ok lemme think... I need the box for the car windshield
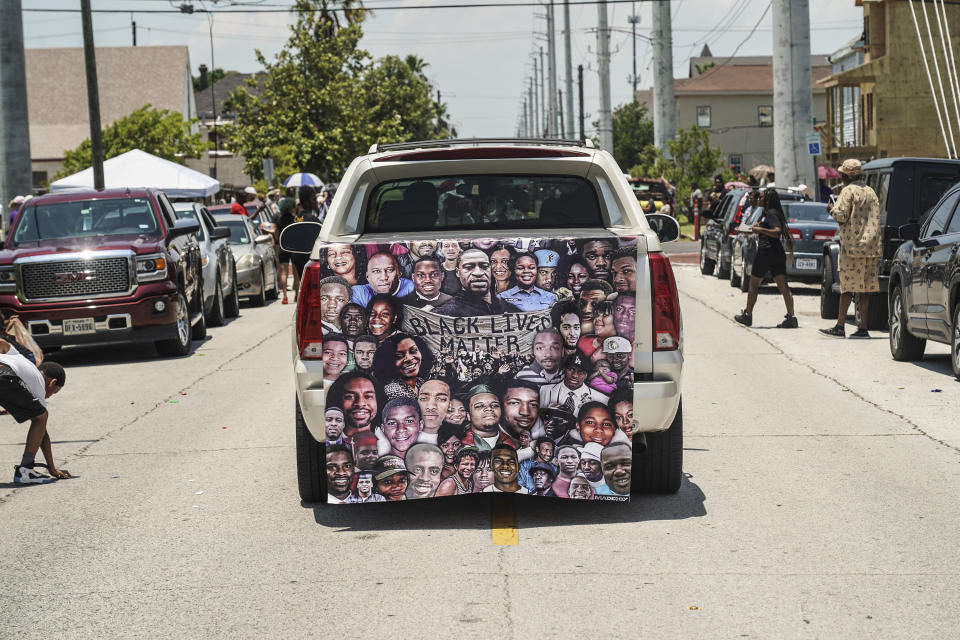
[784,202,833,223]
[366,175,603,232]
[11,197,159,245]
[174,208,205,241]
[218,219,251,245]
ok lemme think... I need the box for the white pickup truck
[280,139,683,504]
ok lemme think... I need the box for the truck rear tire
[296,397,327,502]
[155,292,192,357]
[633,399,683,494]
[820,255,840,320]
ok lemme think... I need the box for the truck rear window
[365,175,603,233]
[11,198,159,245]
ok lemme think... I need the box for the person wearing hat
[539,350,609,415]
[528,460,558,496]
[325,444,355,504]
[539,407,576,442]
[821,158,882,339]
[372,454,408,500]
[498,251,557,312]
[7,195,25,227]
[534,249,560,291]
[459,384,517,452]
[602,336,632,390]
[351,431,380,470]
[518,436,557,491]
[578,441,607,490]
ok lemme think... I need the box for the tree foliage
[224,2,449,184]
[611,101,654,170]
[192,67,225,91]
[57,105,208,179]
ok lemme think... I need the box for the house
[25,46,197,189]
[820,0,960,162]
[637,55,830,174]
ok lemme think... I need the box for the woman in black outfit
[275,197,298,304]
[734,189,797,328]
[290,185,320,286]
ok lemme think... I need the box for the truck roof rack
[369,138,594,154]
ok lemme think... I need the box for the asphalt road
[3,265,960,639]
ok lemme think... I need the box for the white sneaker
[13,465,56,484]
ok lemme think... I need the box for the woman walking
[275,196,298,304]
[734,189,798,328]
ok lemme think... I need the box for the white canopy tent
[50,149,220,198]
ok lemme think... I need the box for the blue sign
[807,142,821,156]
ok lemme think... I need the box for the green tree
[612,101,654,170]
[192,67,225,91]
[57,105,208,178]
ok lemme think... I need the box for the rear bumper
[785,251,823,279]
[636,348,683,433]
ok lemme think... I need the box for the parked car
[821,157,960,328]
[0,188,205,356]
[729,201,839,289]
[172,202,240,325]
[280,138,684,504]
[209,201,276,239]
[628,176,675,213]
[212,213,280,307]
[888,182,960,379]
[700,187,806,279]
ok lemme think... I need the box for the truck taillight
[296,260,325,359]
[813,229,835,240]
[649,252,680,351]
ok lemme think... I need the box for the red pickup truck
[0,188,206,357]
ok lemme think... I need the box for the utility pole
[131,13,137,46]
[0,0,32,228]
[563,0,575,139]
[529,82,535,138]
[208,14,219,179]
[578,64,585,142]
[772,0,813,188]
[559,90,565,138]
[596,0,613,152]
[652,0,676,152]
[629,11,640,99]
[539,47,547,136]
[547,1,558,137]
[532,62,540,138]
[81,0,105,190]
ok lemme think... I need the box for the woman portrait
[435,446,479,496]
[320,243,367,286]
[563,257,590,297]
[488,242,518,295]
[446,396,468,426]
[365,294,403,343]
[592,300,616,340]
[373,332,436,400]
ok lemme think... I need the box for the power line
[23,0,675,13]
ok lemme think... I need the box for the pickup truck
[280,138,684,504]
[0,188,206,357]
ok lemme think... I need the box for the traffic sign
[805,133,821,156]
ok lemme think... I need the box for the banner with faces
[319,236,638,503]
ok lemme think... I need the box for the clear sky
[22,0,864,139]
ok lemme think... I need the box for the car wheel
[951,304,960,380]
[889,285,925,361]
[296,397,327,503]
[740,258,751,292]
[191,300,207,340]
[716,252,730,279]
[820,254,840,320]
[249,269,266,307]
[265,260,280,300]
[633,399,683,494]
[208,275,226,327]
[224,268,240,318]
[155,292,192,357]
[699,242,715,275]
[730,253,741,288]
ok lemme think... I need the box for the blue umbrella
[283,172,325,188]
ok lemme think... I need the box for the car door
[202,207,231,293]
[705,195,732,259]
[924,192,960,340]
[914,188,960,336]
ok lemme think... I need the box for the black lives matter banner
[403,307,551,354]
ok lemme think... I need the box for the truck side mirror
[646,213,681,243]
[899,223,920,243]
[280,221,323,255]
[210,226,230,240]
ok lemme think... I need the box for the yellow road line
[491,497,519,545]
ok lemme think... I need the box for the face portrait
[383,403,423,457]
[579,288,608,319]
[537,267,556,290]
[473,458,493,491]
[613,296,636,341]
[558,313,582,349]
[354,340,377,371]
[519,431,532,448]
[569,475,592,499]
[446,398,467,425]
[472,238,498,250]
[326,450,354,498]
[601,443,633,495]
[353,440,380,470]
[580,457,603,482]
[439,435,461,465]
[320,282,349,326]
[468,392,501,434]
[366,253,400,294]
[514,255,538,288]
[412,260,443,298]
[342,377,378,429]
[555,446,581,477]
[368,300,395,339]
[325,409,345,440]
[405,446,444,499]
[614,400,634,438]
[410,240,438,258]
[566,262,589,296]
[490,248,512,285]
[326,244,356,279]
[593,305,615,339]
[440,240,462,262]
[543,412,573,441]
[376,473,408,501]
[612,256,637,293]
[582,240,615,280]
[532,331,563,374]
[456,454,477,480]
[563,364,588,390]
[322,340,348,381]
[532,469,551,490]
[536,440,555,463]
[607,351,631,373]
[502,386,540,436]
[340,305,365,339]
[417,380,451,431]
[491,448,520,489]
[356,474,374,497]
[579,406,617,445]
[457,249,492,295]
[394,337,423,381]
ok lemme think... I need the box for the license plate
[795,258,818,270]
[63,317,96,335]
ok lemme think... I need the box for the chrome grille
[21,257,131,300]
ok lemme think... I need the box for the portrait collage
[317,235,638,503]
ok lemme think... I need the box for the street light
[628,12,641,99]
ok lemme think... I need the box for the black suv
[888,182,960,378]
[821,158,960,329]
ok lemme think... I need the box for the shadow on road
[308,474,706,531]
[911,354,958,380]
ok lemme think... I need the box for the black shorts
[751,247,787,279]
[277,249,292,265]
[0,364,46,423]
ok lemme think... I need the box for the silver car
[212,213,280,306]
[173,203,239,324]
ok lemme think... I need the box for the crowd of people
[317,235,639,503]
